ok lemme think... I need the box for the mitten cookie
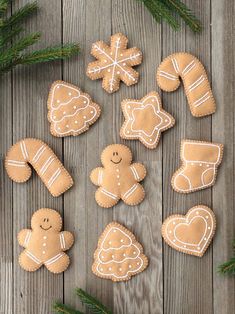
[120,91,175,149]
[87,33,142,93]
[47,80,101,137]
[172,139,223,193]
[18,208,74,273]
[156,52,216,117]
[90,144,146,208]
[92,222,148,281]
[5,138,73,197]
[162,205,216,257]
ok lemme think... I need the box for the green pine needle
[53,301,84,314]
[218,240,235,275]
[137,0,202,32]
[75,288,112,314]
[0,0,8,15]
[0,25,23,47]
[161,0,202,32]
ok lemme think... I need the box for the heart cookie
[162,205,216,257]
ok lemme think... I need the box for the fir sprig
[137,0,202,32]
[218,240,235,275]
[0,1,80,74]
[53,288,112,314]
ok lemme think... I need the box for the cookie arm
[90,167,104,186]
[17,229,32,248]
[130,163,146,182]
[59,231,74,251]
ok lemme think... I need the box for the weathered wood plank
[112,1,163,313]
[12,0,63,313]
[0,74,13,314]
[162,1,213,313]
[63,0,113,312]
[212,1,235,313]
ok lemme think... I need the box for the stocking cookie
[162,205,216,257]
[172,139,223,193]
[87,33,142,93]
[120,91,175,149]
[47,80,101,137]
[157,53,216,117]
[18,208,74,273]
[90,144,146,208]
[92,222,148,281]
[5,138,73,197]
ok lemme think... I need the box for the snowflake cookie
[120,91,175,149]
[92,222,148,281]
[86,33,142,93]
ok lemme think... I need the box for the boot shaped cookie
[90,144,146,208]
[5,138,73,197]
[157,53,216,117]
[18,208,74,273]
[92,222,148,281]
[172,139,223,193]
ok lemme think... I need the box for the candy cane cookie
[5,138,73,197]
[156,53,216,117]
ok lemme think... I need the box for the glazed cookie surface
[92,222,148,281]
[87,33,142,93]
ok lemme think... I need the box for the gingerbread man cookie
[5,138,73,197]
[18,208,74,273]
[157,52,216,117]
[92,222,148,281]
[120,91,175,149]
[47,80,101,137]
[87,33,142,93]
[162,205,216,257]
[172,139,223,193]
[90,144,146,208]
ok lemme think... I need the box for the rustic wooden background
[1,0,235,313]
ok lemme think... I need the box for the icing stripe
[123,184,138,199]
[171,58,180,73]
[194,92,210,108]
[98,169,103,185]
[188,75,205,91]
[159,71,177,80]
[101,188,118,200]
[45,253,63,265]
[48,168,61,187]
[60,233,66,249]
[24,231,31,247]
[20,141,28,159]
[7,159,25,164]
[130,166,139,181]
[25,251,41,264]
[40,156,55,175]
[7,162,26,167]
[32,145,46,163]
[182,60,196,75]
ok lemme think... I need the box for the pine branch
[0,0,8,15]
[75,288,112,314]
[161,0,202,32]
[0,25,23,47]
[218,240,235,275]
[53,301,84,314]
[0,1,38,29]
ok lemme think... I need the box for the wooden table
[1,1,235,313]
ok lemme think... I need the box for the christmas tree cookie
[92,222,148,282]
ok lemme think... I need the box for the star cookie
[162,205,216,257]
[120,91,175,149]
[47,81,101,137]
[86,33,142,93]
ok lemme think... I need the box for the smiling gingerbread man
[18,208,74,273]
[90,144,146,207]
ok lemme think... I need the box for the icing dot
[109,267,112,271]
[120,239,124,242]
[207,164,210,167]
[123,253,126,257]
[101,256,104,258]
[129,265,132,268]
[117,182,120,186]
[152,99,155,102]
[191,163,194,166]
[43,243,46,247]
[104,60,107,63]
[66,125,69,128]
[157,110,160,113]
[150,139,153,142]
[137,262,140,265]
[83,116,87,119]
[127,131,130,134]
[123,63,126,66]
[197,247,200,250]
[208,227,211,229]
[204,237,207,240]
[110,52,112,55]
[75,121,78,124]
[111,255,114,258]
[43,236,47,239]
[117,175,120,178]
[206,216,209,219]
[73,106,76,109]
[127,105,131,109]
[58,127,61,130]
[109,241,112,244]
[116,169,119,172]
[57,100,60,103]
[173,222,176,225]
[90,111,94,113]
[169,230,172,234]
[68,92,72,96]
[117,71,120,74]
[133,251,136,255]
[165,119,168,122]
[184,245,186,248]
[42,251,45,254]
[107,69,111,72]
[113,229,116,232]
[53,116,56,119]
[196,211,199,215]
[57,86,60,89]
[100,268,103,271]
[83,101,86,104]
[173,239,176,242]
[132,78,136,81]
[199,163,202,166]
[120,53,123,56]
[63,111,66,114]
[119,268,122,271]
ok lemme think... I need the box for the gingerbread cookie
[92,222,148,281]
[47,80,101,137]
[5,138,73,197]
[86,33,142,93]
[162,205,216,257]
[18,208,74,273]
[90,144,146,208]
[156,53,216,117]
[172,139,223,193]
[120,91,175,149]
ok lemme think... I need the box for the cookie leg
[44,252,70,274]
[19,251,42,272]
[95,187,119,208]
[121,183,145,206]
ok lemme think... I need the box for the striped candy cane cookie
[156,52,216,117]
[5,138,73,197]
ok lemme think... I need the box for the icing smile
[111,158,122,164]
[40,225,52,231]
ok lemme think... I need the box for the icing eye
[120,239,124,243]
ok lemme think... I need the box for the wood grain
[0,0,234,313]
